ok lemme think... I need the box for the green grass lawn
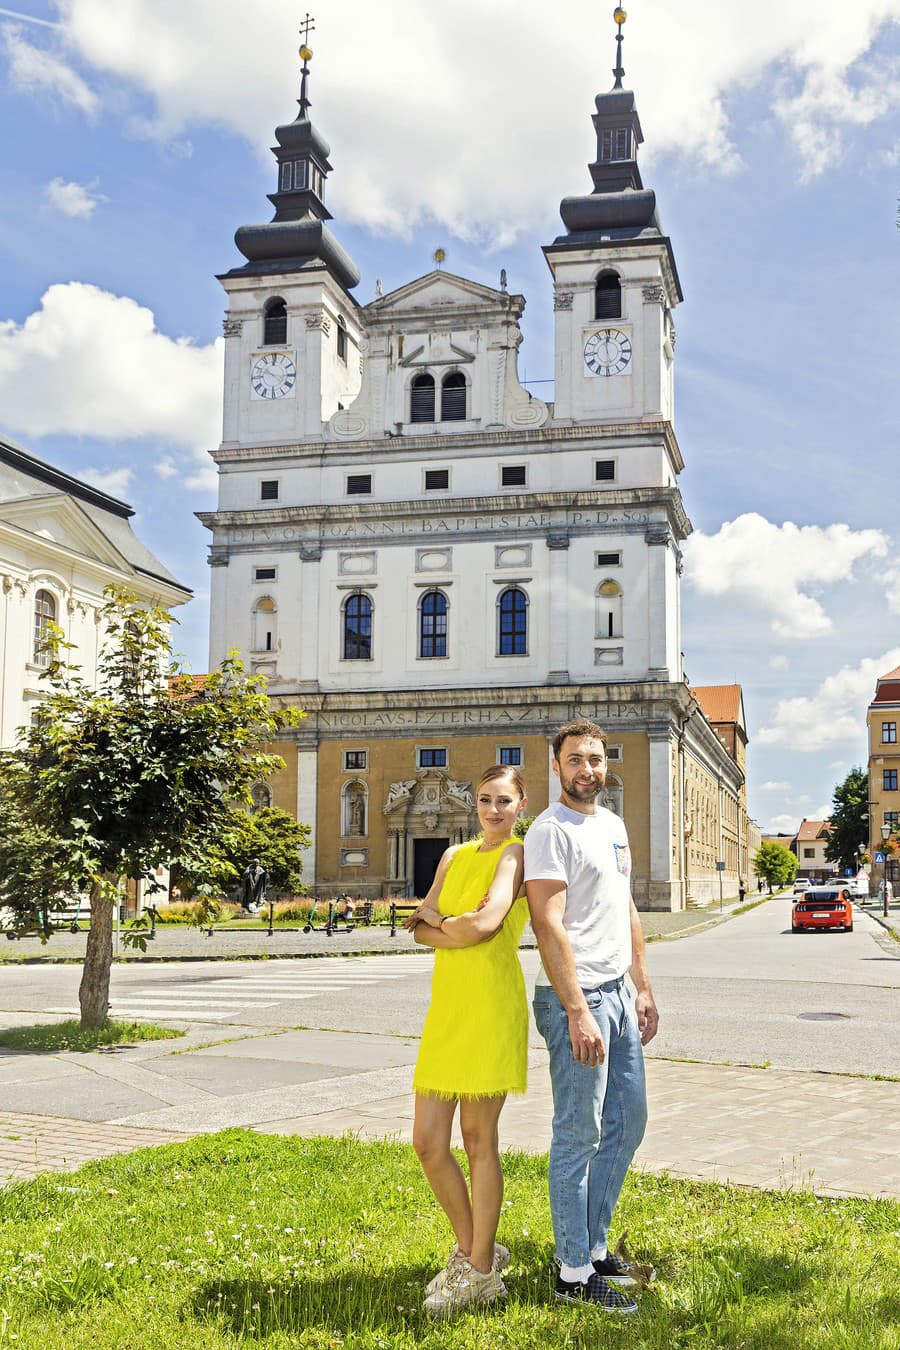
[0,1133,897,1349]
[0,1021,184,1053]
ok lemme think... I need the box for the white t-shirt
[524,801,633,987]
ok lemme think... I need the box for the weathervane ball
[299,44,313,61]
[614,7,627,24]
[433,247,446,264]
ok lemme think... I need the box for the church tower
[218,42,362,449]
[545,7,680,427]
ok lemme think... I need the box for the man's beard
[560,771,605,802]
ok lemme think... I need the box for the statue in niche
[346,784,366,837]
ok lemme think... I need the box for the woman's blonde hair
[477,763,526,799]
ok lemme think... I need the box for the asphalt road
[1,896,897,1078]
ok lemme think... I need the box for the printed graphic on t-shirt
[613,843,631,876]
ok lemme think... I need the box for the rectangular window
[343,750,368,771]
[254,566,277,582]
[498,746,522,766]
[883,722,897,743]
[803,847,815,858]
[606,745,622,762]
[279,162,292,193]
[292,159,307,190]
[595,460,616,482]
[595,551,622,567]
[260,480,279,501]
[600,127,630,161]
[418,748,447,769]
[885,811,899,827]
[425,469,450,491]
[501,465,527,487]
[884,769,898,791]
[346,474,372,495]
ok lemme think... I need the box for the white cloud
[155,456,179,480]
[768,655,790,671]
[43,176,106,219]
[761,781,790,791]
[182,466,217,494]
[3,22,97,115]
[884,563,900,615]
[82,465,133,497]
[0,282,222,456]
[37,0,900,244]
[765,815,800,835]
[774,57,900,181]
[758,648,900,750]
[684,514,887,638]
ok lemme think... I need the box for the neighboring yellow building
[867,663,900,890]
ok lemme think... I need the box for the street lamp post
[880,823,891,918]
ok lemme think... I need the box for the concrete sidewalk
[2,1019,898,1201]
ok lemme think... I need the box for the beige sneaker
[425,1242,510,1295]
[423,1258,507,1317]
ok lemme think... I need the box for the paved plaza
[1,895,897,1199]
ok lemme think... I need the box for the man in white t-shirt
[525,719,659,1315]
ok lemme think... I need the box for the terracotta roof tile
[796,818,832,841]
[691,684,742,724]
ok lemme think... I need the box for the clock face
[583,329,633,377]
[250,352,297,400]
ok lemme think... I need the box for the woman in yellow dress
[404,765,529,1316]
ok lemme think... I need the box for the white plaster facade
[0,436,191,749]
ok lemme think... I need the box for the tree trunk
[79,879,115,1029]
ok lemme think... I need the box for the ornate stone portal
[383,771,477,895]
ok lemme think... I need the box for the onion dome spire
[227,23,360,291]
[550,6,662,244]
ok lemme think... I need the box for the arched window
[342,780,368,836]
[32,589,56,666]
[498,587,528,656]
[419,590,448,658]
[595,272,622,321]
[441,371,467,421]
[263,297,287,346]
[343,592,373,660]
[252,596,277,652]
[336,315,348,363]
[251,783,273,813]
[596,580,623,639]
[410,373,435,423]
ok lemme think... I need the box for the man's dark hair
[551,720,608,762]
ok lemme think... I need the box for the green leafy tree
[175,806,311,898]
[0,587,303,1027]
[753,841,797,892]
[824,767,868,873]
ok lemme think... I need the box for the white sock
[591,1246,608,1261]
[560,1261,594,1284]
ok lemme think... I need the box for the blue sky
[1,0,899,835]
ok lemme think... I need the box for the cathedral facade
[200,38,751,910]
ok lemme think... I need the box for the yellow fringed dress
[413,838,528,1101]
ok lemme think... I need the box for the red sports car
[791,886,854,933]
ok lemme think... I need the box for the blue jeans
[533,978,647,1269]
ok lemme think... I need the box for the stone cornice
[211,416,684,475]
[197,485,693,543]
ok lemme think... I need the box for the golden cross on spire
[299,12,315,48]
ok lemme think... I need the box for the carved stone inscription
[231,507,652,546]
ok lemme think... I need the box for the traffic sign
[844,868,853,876]
[874,851,885,864]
